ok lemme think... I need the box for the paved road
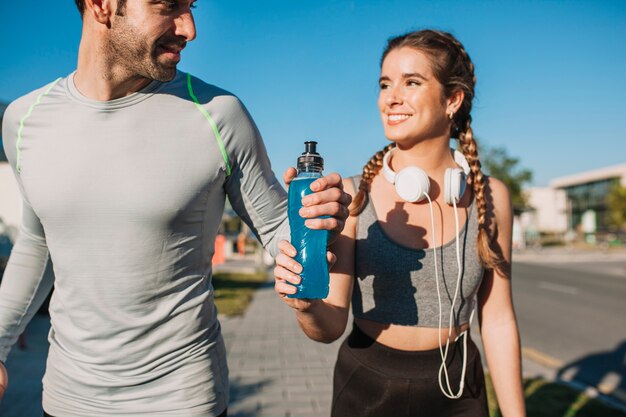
[512,247,626,407]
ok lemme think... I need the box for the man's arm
[0,206,54,400]
[0,204,53,363]
[219,95,349,256]
[0,101,56,399]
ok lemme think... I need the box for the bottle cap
[297,141,324,173]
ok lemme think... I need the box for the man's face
[105,0,197,82]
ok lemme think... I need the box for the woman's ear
[447,90,465,116]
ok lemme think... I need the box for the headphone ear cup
[444,168,466,205]
[395,167,430,203]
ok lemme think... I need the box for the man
[0,1,350,415]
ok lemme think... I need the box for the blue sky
[0,1,624,187]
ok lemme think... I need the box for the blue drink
[287,142,329,299]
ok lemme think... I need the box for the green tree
[606,182,626,231]
[479,145,533,212]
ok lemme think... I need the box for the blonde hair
[352,29,505,272]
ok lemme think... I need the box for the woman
[274,29,525,417]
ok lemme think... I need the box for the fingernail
[293,264,302,273]
[310,182,320,191]
[301,197,312,206]
[299,208,310,217]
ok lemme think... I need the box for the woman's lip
[387,114,412,125]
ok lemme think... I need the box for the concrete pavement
[221,281,342,417]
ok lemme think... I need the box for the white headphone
[382,149,471,204]
[381,147,474,399]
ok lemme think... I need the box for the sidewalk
[221,279,342,417]
[512,246,626,281]
[512,245,626,270]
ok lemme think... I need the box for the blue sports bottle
[287,141,329,299]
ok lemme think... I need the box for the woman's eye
[407,80,421,86]
[379,83,390,90]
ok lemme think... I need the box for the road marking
[597,372,621,395]
[522,346,564,369]
[523,347,626,410]
[538,281,580,295]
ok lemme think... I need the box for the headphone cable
[425,194,470,399]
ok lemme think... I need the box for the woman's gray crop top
[351,176,485,328]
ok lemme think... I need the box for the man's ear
[84,0,115,24]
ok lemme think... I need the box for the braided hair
[351,29,504,272]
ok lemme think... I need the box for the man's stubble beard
[105,18,177,82]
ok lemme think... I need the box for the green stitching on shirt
[186,73,232,177]
[16,78,62,173]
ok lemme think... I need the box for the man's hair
[74,0,127,16]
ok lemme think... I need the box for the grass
[212,271,269,316]
[486,374,626,417]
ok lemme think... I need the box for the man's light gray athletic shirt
[0,71,289,416]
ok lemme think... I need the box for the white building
[520,163,626,245]
[551,163,626,233]
[522,187,568,234]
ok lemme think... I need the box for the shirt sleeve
[216,96,290,257]
[0,100,55,362]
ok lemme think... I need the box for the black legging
[332,323,489,417]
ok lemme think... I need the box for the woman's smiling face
[378,47,451,146]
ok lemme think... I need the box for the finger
[326,251,337,269]
[300,201,349,223]
[273,263,302,286]
[275,251,303,273]
[302,190,352,214]
[277,239,297,257]
[283,167,298,187]
[0,363,6,400]
[305,217,343,233]
[301,186,344,207]
[275,279,298,296]
[309,172,342,192]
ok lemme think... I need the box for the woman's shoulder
[483,175,512,225]
[483,176,510,203]
[343,175,362,198]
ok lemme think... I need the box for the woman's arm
[477,177,526,417]
[274,178,357,343]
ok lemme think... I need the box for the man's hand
[283,168,352,241]
[0,361,7,401]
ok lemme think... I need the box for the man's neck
[74,40,153,101]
